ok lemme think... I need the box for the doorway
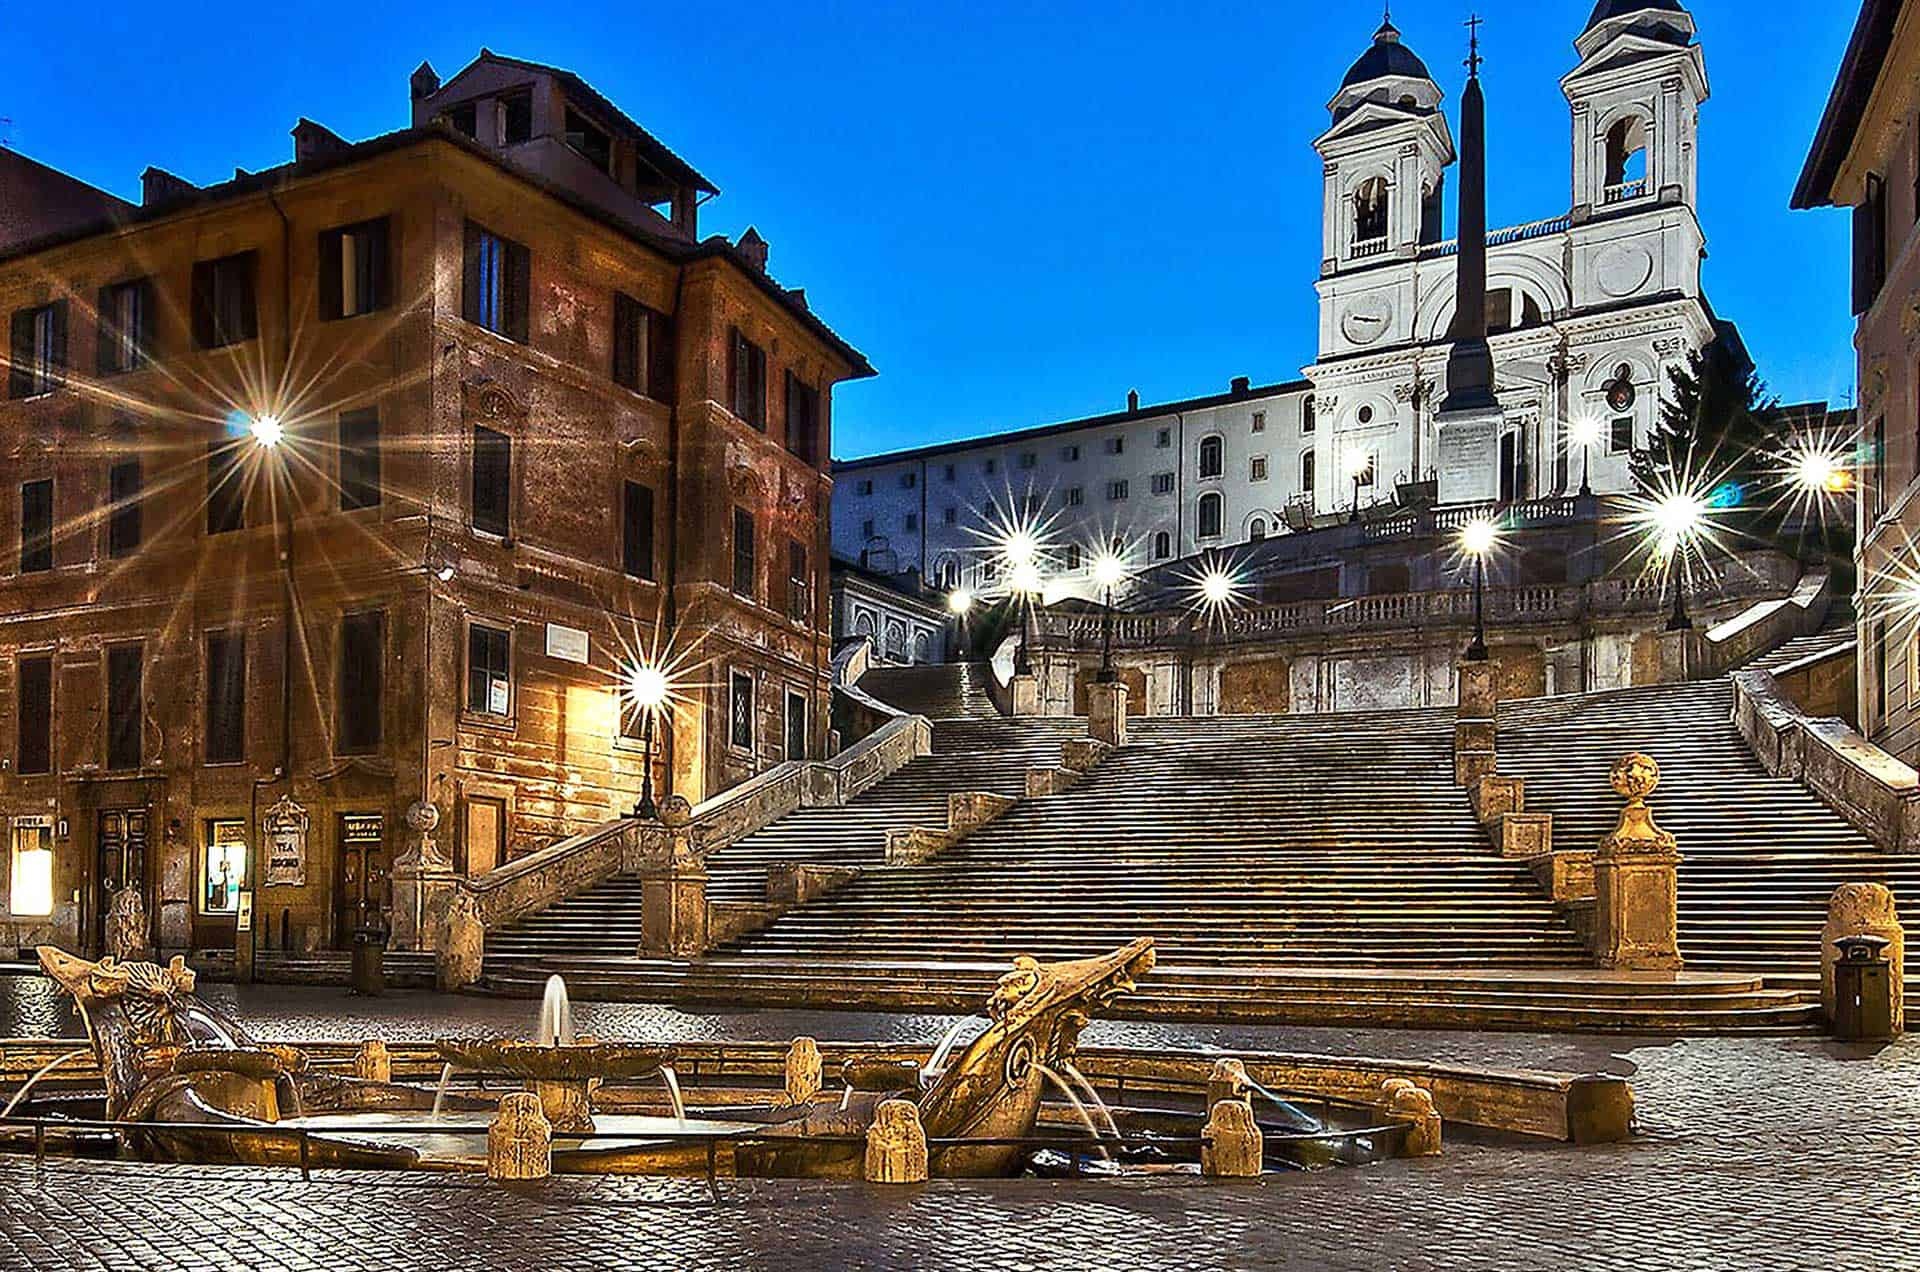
[784,690,808,762]
[1499,431,1528,503]
[462,796,506,875]
[334,812,387,947]
[93,809,148,954]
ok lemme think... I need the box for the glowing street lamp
[1091,550,1128,683]
[1460,517,1498,662]
[1650,490,1706,632]
[1200,569,1236,607]
[947,587,974,617]
[1569,416,1604,497]
[248,414,285,448]
[627,662,671,820]
[1793,448,1851,496]
[1005,551,1046,677]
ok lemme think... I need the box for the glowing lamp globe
[1092,553,1127,590]
[1460,518,1498,557]
[627,665,671,712]
[1200,571,1235,605]
[249,415,285,448]
[1010,561,1043,597]
[947,588,974,616]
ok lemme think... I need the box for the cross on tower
[1465,14,1485,76]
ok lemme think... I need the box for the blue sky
[8,1,1858,458]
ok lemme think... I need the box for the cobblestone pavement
[0,978,1914,1269]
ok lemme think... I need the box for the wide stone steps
[854,661,1002,719]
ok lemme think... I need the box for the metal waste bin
[350,911,388,997]
[1832,934,1894,1042]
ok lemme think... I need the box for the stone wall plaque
[263,794,310,888]
[545,623,590,665]
[1436,414,1500,505]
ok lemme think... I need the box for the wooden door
[462,796,505,875]
[333,813,387,946]
[93,809,148,954]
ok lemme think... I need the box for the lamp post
[946,587,973,660]
[1001,530,1044,677]
[237,414,288,983]
[1460,517,1496,662]
[1652,491,1705,633]
[1092,551,1127,683]
[1569,416,1602,498]
[627,664,670,820]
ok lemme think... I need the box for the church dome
[1583,0,1690,33]
[1339,19,1433,91]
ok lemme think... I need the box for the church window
[1065,545,1082,571]
[1357,405,1374,425]
[1520,294,1544,328]
[1603,118,1648,202]
[1609,416,1634,455]
[1249,517,1267,542]
[1300,449,1316,492]
[1302,399,1316,434]
[1420,175,1445,245]
[1198,435,1224,479]
[1352,177,1389,250]
[1153,530,1172,560]
[1197,492,1223,539]
[1251,411,1266,433]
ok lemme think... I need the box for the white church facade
[832,1,1718,592]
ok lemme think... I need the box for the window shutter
[612,293,636,388]
[135,278,154,365]
[623,480,654,579]
[728,328,743,418]
[505,241,531,343]
[1855,174,1888,316]
[9,309,32,398]
[461,223,482,325]
[317,228,344,320]
[648,309,676,402]
[47,300,67,388]
[750,344,767,429]
[368,217,392,311]
[238,254,259,341]
[191,261,215,347]
[96,286,115,375]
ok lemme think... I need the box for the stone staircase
[1749,604,1856,673]
[854,662,1001,718]
[482,718,1083,964]
[1499,678,1920,988]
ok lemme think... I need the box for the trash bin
[1832,933,1894,1042]
[350,910,388,998]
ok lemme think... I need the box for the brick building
[0,52,871,964]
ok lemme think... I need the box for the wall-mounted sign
[545,623,590,665]
[262,794,309,888]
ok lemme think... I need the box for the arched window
[934,554,960,590]
[1419,174,1444,245]
[1300,449,1317,493]
[912,631,932,662]
[1198,435,1224,480]
[1197,492,1223,539]
[1604,118,1648,200]
[1064,544,1082,571]
[1153,530,1172,560]
[1352,176,1389,246]
[854,610,876,637]
[1248,517,1267,542]
[884,619,907,662]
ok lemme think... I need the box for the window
[1153,530,1172,560]
[16,655,52,775]
[207,441,244,535]
[732,507,756,597]
[904,513,919,531]
[107,460,141,557]
[462,223,530,341]
[1250,456,1269,482]
[202,820,247,915]
[205,631,246,764]
[1603,117,1648,197]
[942,506,958,525]
[900,472,916,489]
[1352,176,1389,247]
[1152,472,1175,496]
[1252,411,1266,434]
[96,279,151,375]
[1107,479,1129,502]
[1301,450,1317,492]
[447,103,477,137]
[1358,405,1375,425]
[623,480,656,580]
[613,293,677,402]
[501,91,533,144]
[1875,617,1890,721]
[785,372,820,463]
[942,464,956,482]
[728,669,754,750]
[861,518,875,538]
[563,106,612,173]
[339,411,381,511]
[1065,544,1083,571]
[729,328,768,429]
[1874,416,1889,519]
[1609,416,1634,455]
[788,540,810,622]
[1249,517,1268,541]
[984,458,998,475]
[105,644,142,771]
[338,612,384,754]
[1156,428,1172,448]
[1856,172,1889,316]
[1302,398,1316,434]
[472,425,512,537]
[1063,444,1081,462]
[1019,452,1037,470]
[191,252,258,349]
[466,623,512,716]
[1199,435,1224,479]
[784,689,808,762]
[856,479,873,496]
[1105,436,1125,456]
[1065,486,1084,507]
[318,217,390,321]
[1198,492,1224,538]
[9,820,54,917]
[19,479,52,572]
[8,301,66,398]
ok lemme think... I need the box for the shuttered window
[732,507,756,598]
[338,612,385,754]
[462,222,530,342]
[207,441,244,535]
[785,372,819,464]
[105,644,143,771]
[623,480,655,580]
[611,293,673,399]
[729,328,767,429]
[19,479,52,573]
[16,655,52,775]
[472,426,511,537]
[339,411,382,510]
[96,280,151,375]
[191,252,258,348]
[318,217,391,320]
[1855,173,1889,316]
[107,460,142,557]
[787,539,810,622]
[8,301,66,398]
[205,631,246,765]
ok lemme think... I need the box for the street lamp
[947,587,974,617]
[1092,550,1128,683]
[1460,517,1498,662]
[1009,558,1044,676]
[1569,416,1603,497]
[1345,451,1372,524]
[1651,491,1706,632]
[627,663,671,820]
[249,414,285,448]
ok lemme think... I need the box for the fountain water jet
[659,1065,686,1124]
[920,1016,981,1088]
[1060,1059,1121,1142]
[536,975,574,1048]
[1,1047,92,1119]
[1034,1063,1111,1162]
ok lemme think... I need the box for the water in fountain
[1033,1063,1111,1162]
[920,1015,981,1088]
[1,1048,92,1119]
[659,1065,687,1124]
[536,975,575,1048]
[837,1084,854,1112]
[1242,1077,1323,1133]
[1059,1060,1122,1141]
[430,1062,456,1122]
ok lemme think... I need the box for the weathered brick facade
[0,112,868,962]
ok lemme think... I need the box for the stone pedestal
[488,1092,552,1183]
[1087,680,1129,747]
[1201,1098,1263,1178]
[1456,661,1497,720]
[639,857,709,957]
[1454,661,1496,787]
[864,1098,929,1184]
[1206,1058,1249,1110]
[1593,753,1683,971]
[1010,673,1040,717]
[1821,883,1905,1033]
[390,811,456,953]
[532,1079,596,1134]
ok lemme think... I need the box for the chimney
[139,166,198,207]
[736,226,769,272]
[1230,376,1251,396]
[1127,389,1140,412]
[410,61,441,101]
[291,118,349,164]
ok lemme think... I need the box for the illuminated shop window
[202,819,248,914]
[9,819,54,917]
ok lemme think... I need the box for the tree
[1631,335,1781,539]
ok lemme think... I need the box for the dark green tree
[1630,336,1780,538]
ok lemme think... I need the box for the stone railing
[460,819,630,937]
[1731,669,1920,852]
[1699,572,1832,678]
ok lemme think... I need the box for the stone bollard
[1086,679,1130,748]
[864,1098,929,1184]
[1207,1057,1250,1110]
[785,1036,824,1105]
[488,1092,552,1183]
[352,1040,391,1084]
[1201,1098,1263,1178]
[1011,673,1040,717]
[1379,1078,1442,1157]
[1592,753,1683,970]
[1455,661,1497,787]
[1822,883,1905,1034]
